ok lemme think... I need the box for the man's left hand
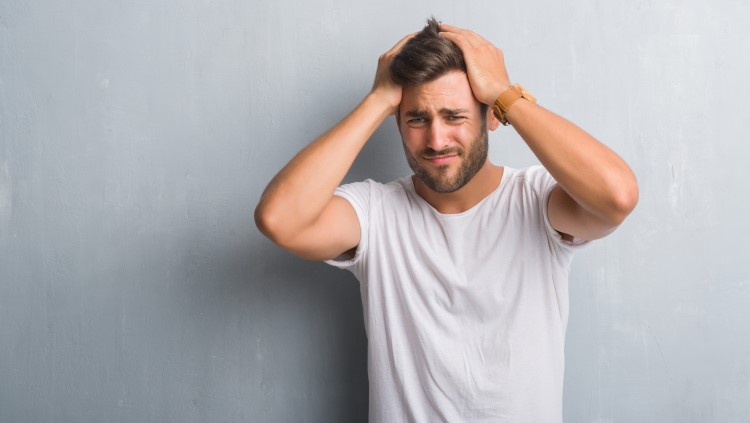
[439,23,511,106]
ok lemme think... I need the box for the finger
[439,23,481,42]
[439,30,479,52]
[440,29,483,51]
[438,22,467,34]
[438,30,467,47]
[387,32,417,55]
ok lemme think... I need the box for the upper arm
[280,195,361,261]
[547,185,619,241]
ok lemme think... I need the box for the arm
[439,24,638,240]
[254,34,413,260]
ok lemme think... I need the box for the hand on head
[373,22,511,116]
[371,33,416,115]
[438,23,511,106]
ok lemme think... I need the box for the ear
[487,107,501,131]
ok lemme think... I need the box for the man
[255,18,638,422]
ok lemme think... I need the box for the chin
[419,174,467,194]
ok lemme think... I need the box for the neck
[413,161,504,214]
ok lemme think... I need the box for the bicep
[283,195,361,261]
[547,185,618,241]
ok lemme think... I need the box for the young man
[255,18,638,423]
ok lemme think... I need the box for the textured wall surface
[2,1,749,422]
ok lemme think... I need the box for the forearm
[506,100,638,224]
[437,22,637,231]
[255,92,392,241]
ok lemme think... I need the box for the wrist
[367,87,401,116]
[492,83,536,126]
[486,83,511,106]
[360,91,400,127]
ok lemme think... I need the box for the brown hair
[391,17,487,115]
[390,17,466,87]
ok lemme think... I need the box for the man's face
[398,71,489,194]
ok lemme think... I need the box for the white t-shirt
[326,166,587,423]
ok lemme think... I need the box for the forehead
[400,70,480,115]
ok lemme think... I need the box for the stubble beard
[404,124,489,194]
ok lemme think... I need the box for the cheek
[443,126,472,145]
[401,127,424,146]
[456,123,482,142]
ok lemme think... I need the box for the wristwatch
[492,83,536,126]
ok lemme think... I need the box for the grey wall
[2,0,749,422]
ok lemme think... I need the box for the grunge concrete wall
[1,0,748,421]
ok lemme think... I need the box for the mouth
[423,154,458,165]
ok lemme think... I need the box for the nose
[427,121,449,152]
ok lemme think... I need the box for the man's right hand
[371,33,415,115]
[255,34,415,261]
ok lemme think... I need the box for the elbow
[254,199,303,251]
[254,200,283,243]
[255,203,325,260]
[254,203,270,237]
[607,178,639,226]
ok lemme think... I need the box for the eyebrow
[403,108,470,118]
[404,109,428,118]
[439,108,470,115]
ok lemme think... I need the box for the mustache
[421,147,461,158]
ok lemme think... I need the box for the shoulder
[502,165,556,196]
[507,166,590,248]
[335,176,413,206]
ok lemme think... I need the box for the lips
[424,154,457,165]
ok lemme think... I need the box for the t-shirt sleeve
[323,179,374,270]
[525,166,590,250]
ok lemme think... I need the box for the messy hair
[390,17,466,87]
[391,17,488,115]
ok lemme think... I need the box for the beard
[404,123,489,194]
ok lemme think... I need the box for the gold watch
[492,83,536,126]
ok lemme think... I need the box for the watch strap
[492,83,536,126]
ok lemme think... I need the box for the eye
[407,117,427,127]
[446,115,466,123]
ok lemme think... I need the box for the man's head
[390,18,496,193]
[391,19,463,84]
